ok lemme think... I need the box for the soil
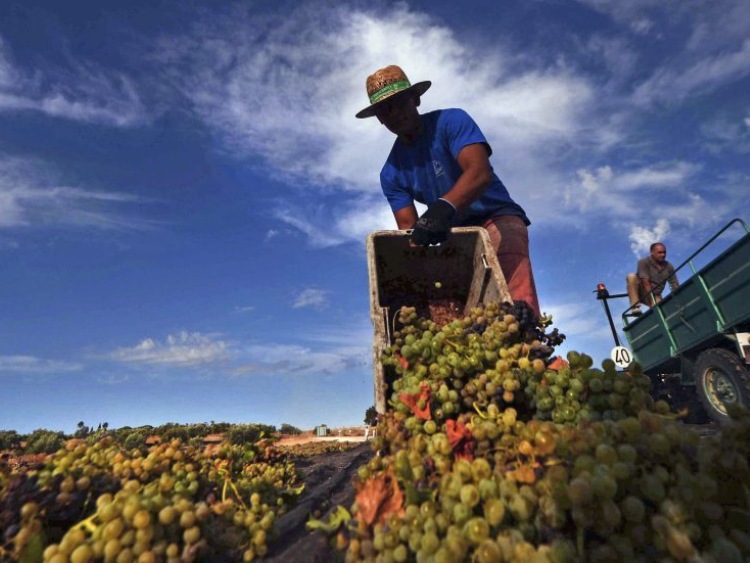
[265,442,374,562]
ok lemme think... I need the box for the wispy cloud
[151,4,594,241]
[0,355,82,373]
[292,288,329,309]
[230,343,364,376]
[564,161,701,218]
[107,331,233,367]
[542,301,604,340]
[0,155,157,231]
[231,320,371,376]
[632,39,750,107]
[700,114,750,154]
[629,219,670,255]
[0,34,148,126]
[272,207,348,249]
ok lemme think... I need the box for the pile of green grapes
[340,302,750,562]
[0,436,303,562]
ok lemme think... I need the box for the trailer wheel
[695,348,750,423]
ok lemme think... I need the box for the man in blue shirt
[356,65,540,315]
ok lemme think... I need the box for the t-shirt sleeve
[441,108,492,159]
[380,164,414,213]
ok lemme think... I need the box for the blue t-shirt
[380,108,529,226]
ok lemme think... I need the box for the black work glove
[410,198,456,246]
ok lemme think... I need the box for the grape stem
[72,511,99,534]
[443,338,459,350]
[472,402,489,419]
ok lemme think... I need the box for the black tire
[695,348,750,423]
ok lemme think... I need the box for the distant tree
[0,430,22,450]
[162,426,190,442]
[26,429,65,454]
[122,430,147,451]
[211,422,231,434]
[279,423,302,435]
[102,422,109,431]
[364,406,378,426]
[227,423,275,445]
[74,421,91,439]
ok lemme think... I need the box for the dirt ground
[266,442,374,562]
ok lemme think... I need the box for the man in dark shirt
[626,242,679,315]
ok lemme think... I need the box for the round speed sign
[610,346,633,369]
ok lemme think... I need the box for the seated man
[626,242,680,315]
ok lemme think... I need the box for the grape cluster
[340,301,750,562]
[1,435,303,562]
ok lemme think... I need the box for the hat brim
[355,80,432,119]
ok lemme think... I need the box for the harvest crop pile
[0,435,303,562]
[338,302,750,562]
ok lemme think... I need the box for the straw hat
[355,65,431,119]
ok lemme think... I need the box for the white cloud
[699,114,750,154]
[564,161,700,220]
[108,331,233,367]
[231,319,372,376]
[0,34,148,126]
[542,301,602,339]
[234,305,255,314]
[0,355,82,373]
[632,39,750,107]
[153,4,594,244]
[629,219,671,255]
[231,343,363,376]
[0,155,156,231]
[292,288,329,309]
[272,207,349,249]
[616,163,699,190]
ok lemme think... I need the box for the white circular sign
[610,346,633,369]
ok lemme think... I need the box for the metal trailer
[366,227,512,414]
[596,218,750,423]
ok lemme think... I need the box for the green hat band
[369,80,411,104]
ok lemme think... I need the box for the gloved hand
[410,198,456,246]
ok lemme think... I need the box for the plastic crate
[366,227,512,413]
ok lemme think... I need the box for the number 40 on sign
[610,346,633,369]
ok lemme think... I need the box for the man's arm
[641,279,656,306]
[394,205,418,230]
[668,264,679,290]
[408,143,491,246]
[440,143,493,211]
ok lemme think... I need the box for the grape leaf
[354,468,404,526]
[306,505,352,533]
[547,357,569,371]
[446,419,474,461]
[398,383,432,420]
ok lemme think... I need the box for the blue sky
[1,0,748,434]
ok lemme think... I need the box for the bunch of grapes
[1,435,304,562]
[340,301,750,562]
